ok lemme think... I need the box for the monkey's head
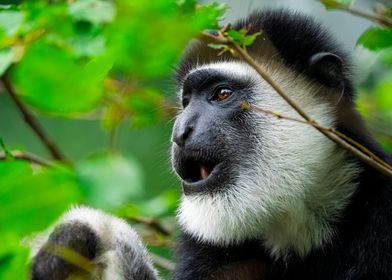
[171,10,363,257]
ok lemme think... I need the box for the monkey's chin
[181,162,227,195]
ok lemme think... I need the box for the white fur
[29,206,159,280]
[177,61,360,258]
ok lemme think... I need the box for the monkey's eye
[212,87,233,102]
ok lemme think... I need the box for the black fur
[176,9,354,98]
[31,222,98,280]
[173,9,392,280]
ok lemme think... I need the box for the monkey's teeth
[200,164,210,180]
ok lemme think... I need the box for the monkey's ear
[308,52,343,88]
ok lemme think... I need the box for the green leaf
[0,161,82,236]
[227,29,246,43]
[76,153,145,211]
[0,48,13,76]
[109,15,190,77]
[68,0,115,25]
[24,3,73,43]
[84,53,113,82]
[176,0,196,14]
[358,27,392,51]
[68,34,106,58]
[242,32,260,46]
[0,235,29,280]
[0,10,24,37]
[12,42,112,115]
[195,2,228,29]
[321,0,352,9]
[374,78,392,111]
[105,0,228,78]
[227,28,260,47]
[207,43,226,49]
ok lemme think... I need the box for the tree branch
[126,215,172,236]
[200,32,392,178]
[320,0,392,28]
[244,103,391,170]
[1,76,67,161]
[0,150,52,167]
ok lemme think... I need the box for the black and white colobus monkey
[31,9,392,280]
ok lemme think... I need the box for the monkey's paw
[29,206,159,280]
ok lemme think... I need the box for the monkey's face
[171,61,358,251]
[171,63,257,196]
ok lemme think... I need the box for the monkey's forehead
[175,8,353,93]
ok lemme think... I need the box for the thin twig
[246,103,391,170]
[108,124,120,151]
[200,32,392,178]
[0,150,52,167]
[127,216,172,236]
[1,76,66,161]
[321,0,392,28]
[150,252,175,272]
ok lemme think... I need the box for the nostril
[182,125,193,141]
[173,125,193,147]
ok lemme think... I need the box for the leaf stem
[126,215,172,236]
[246,103,391,171]
[108,123,120,151]
[0,150,52,167]
[1,75,67,161]
[321,0,392,28]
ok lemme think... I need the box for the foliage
[352,14,392,154]
[0,0,226,278]
[1,0,392,279]
[319,0,392,154]
[358,27,392,51]
[76,153,145,211]
[226,28,260,47]
[321,0,352,9]
[0,161,82,279]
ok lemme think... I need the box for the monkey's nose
[172,125,193,147]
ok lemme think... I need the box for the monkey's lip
[173,148,231,194]
[180,160,226,195]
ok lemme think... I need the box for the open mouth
[182,158,217,183]
[174,151,226,194]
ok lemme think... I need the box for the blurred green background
[0,89,177,197]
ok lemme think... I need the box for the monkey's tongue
[200,164,210,180]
